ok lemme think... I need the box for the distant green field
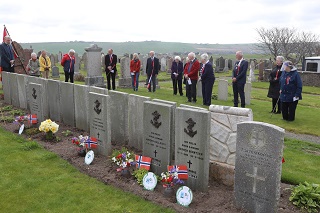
[21,41,266,57]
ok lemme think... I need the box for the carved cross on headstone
[245,166,266,193]
[249,129,265,149]
[187,160,192,168]
[97,132,100,139]
[154,150,157,157]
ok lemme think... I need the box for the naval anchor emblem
[150,111,161,128]
[94,100,101,115]
[32,88,37,99]
[184,118,197,138]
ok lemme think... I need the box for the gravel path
[285,132,320,144]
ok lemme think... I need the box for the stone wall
[209,105,253,186]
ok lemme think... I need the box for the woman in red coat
[130,53,141,91]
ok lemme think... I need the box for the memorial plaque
[234,121,285,213]
[60,82,75,126]
[128,94,151,150]
[47,80,61,121]
[74,84,89,132]
[175,107,210,191]
[29,83,44,122]
[89,92,111,156]
[143,101,173,175]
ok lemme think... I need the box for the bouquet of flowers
[161,167,184,188]
[71,135,88,147]
[39,119,59,140]
[111,148,135,171]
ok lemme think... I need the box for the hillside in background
[21,41,263,56]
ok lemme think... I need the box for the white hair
[236,51,243,56]
[4,35,10,39]
[174,56,181,61]
[276,56,285,62]
[133,53,139,59]
[201,53,209,61]
[31,52,37,57]
[69,49,75,54]
[188,52,196,58]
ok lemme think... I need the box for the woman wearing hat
[279,61,302,121]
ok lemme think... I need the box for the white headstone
[84,44,104,87]
[60,82,75,126]
[74,84,90,132]
[218,79,228,101]
[47,80,61,122]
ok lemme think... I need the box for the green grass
[0,127,173,213]
[282,138,320,184]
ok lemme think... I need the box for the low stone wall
[209,105,253,186]
[299,71,320,87]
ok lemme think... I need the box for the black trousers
[172,79,183,95]
[232,82,245,107]
[65,71,74,83]
[2,66,14,73]
[107,71,116,90]
[272,98,281,112]
[186,80,197,102]
[282,101,298,121]
[202,80,214,106]
[147,74,156,92]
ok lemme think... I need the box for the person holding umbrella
[130,53,141,91]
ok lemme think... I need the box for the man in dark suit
[146,51,159,92]
[105,49,117,90]
[232,51,248,108]
[200,53,215,106]
[184,52,200,102]
[0,36,15,72]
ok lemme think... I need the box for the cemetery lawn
[0,127,173,213]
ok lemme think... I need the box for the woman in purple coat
[171,56,184,96]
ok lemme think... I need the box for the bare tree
[256,27,320,64]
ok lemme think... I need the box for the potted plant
[38,119,59,141]
[161,167,184,198]
[111,148,135,177]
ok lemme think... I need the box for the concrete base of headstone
[118,78,131,88]
[85,76,105,87]
[209,162,234,186]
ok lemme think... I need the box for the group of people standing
[0,36,76,83]
[267,56,303,121]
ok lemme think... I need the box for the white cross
[251,131,264,146]
[245,167,266,193]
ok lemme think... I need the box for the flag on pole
[3,25,18,58]
[135,155,152,170]
[85,137,98,149]
[167,165,188,180]
[27,114,38,124]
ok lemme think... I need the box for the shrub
[290,181,320,213]
[0,116,14,123]
[132,168,149,185]
[1,105,13,111]
[25,128,41,136]
[11,109,25,116]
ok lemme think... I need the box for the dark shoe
[180,93,183,96]
[276,111,281,114]
[192,101,196,103]
[186,100,191,103]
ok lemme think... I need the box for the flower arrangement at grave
[161,167,185,188]
[71,135,98,157]
[111,147,135,173]
[38,119,59,140]
[13,114,38,126]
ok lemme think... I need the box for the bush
[132,168,149,186]
[0,105,13,111]
[290,181,320,213]
[11,109,25,116]
[25,128,41,136]
[74,73,85,82]
[0,116,14,122]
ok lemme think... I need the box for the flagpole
[3,25,27,74]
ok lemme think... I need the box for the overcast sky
[1,0,320,44]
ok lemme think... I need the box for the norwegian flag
[3,26,18,58]
[27,114,37,124]
[135,155,152,170]
[85,137,98,149]
[167,165,188,180]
